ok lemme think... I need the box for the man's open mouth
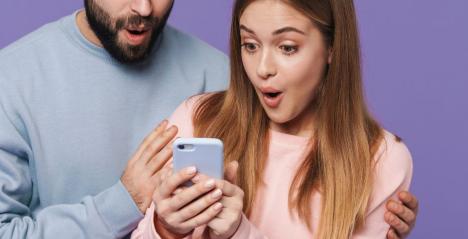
[126,29,148,35]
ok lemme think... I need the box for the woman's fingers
[171,188,223,222]
[158,167,198,198]
[224,161,239,184]
[180,202,224,229]
[169,179,218,210]
[215,180,243,198]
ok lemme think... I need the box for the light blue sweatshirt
[0,12,228,238]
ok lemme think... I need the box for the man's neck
[76,10,103,47]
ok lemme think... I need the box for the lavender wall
[1,1,467,238]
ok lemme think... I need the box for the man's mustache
[115,15,158,30]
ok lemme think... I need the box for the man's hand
[385,191,419,239]
[121,120,178,213]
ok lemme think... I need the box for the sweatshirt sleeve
[131,202,214,239]
[166,95,209,138]
[352,132,413,238]
[0,96,143,238]
[202,49,229,93]
[229,214,268,239]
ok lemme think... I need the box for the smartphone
[173,138,224,181]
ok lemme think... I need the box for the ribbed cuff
[94,180,144,238]
[230,214,253,239]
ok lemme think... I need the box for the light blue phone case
[173,138,224,180]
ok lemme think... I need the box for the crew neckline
[269,129,311,148]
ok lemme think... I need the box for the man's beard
[84,0,173,64]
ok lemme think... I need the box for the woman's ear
[327,47,333,64]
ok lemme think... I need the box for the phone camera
[178,144,185,150]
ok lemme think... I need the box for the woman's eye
[242,43,258,53]
[280,45,298,55]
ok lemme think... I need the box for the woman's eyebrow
[272,26,305,35]
[240,25,255,34]
[240,25,305,36]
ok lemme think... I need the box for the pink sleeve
[230,214,268,239]
[131,203,207,239]
[167,96,204,138]
[130,203,161,239]
[352,132,413,238]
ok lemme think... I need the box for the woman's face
[240,0,331,135]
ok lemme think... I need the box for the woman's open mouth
[260,88,284,108]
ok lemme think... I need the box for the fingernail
[159,120,168,128]
[214,202,223,210]
[205,179,215,189]
[212,189,222,199]
[390,202,398,210]
[401,191,409,200]
[186,166,197,175]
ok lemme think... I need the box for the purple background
[1,1,467,238]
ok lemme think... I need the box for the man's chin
[106,35,152,63]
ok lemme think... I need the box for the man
[0,0,417,238]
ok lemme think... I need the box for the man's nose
[130,0,153,17]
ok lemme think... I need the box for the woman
[132,0,412,238]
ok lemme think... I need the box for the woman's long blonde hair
[193,0,383,238]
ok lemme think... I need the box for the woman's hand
[152,166,224,236]
[207,161,245,239]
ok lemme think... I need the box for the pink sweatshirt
[131,96,413,239]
